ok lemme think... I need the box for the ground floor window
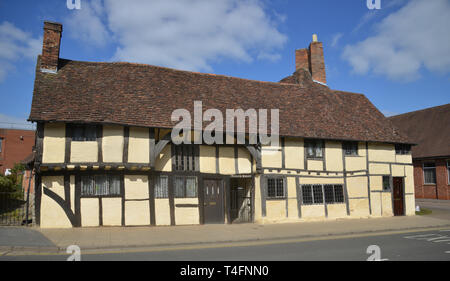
[174,176,198,198]
[447,161,450,184]
[155,175,169,198]
[81,174,121,196]
[423,162,436,184]
[267,178,285,199]
[302,184,345,205]
[382,176,391,191]
[324,184,345,204]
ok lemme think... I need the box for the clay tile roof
[388,104,450,159]
[29,57,411,144]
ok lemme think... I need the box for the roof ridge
[388,103,450,118]
[59,58,312,89]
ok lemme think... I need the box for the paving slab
[34,215,450,251]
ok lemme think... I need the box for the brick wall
[413,158,450,200]
[0,129,35,175]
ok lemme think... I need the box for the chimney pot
[312,34,318,42]
[41,21,63,73]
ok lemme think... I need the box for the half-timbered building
[29,21,415,228]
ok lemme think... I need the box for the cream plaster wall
[124,175,149,200]
[155,199,171,226]
[42,123,66,163]
[128,127,149,163]
[102,125,124,163]
[102,198,122,226]
[174,198,199,225]
[71,141,98,163]
[219,147,235,175]
[285,138,304,170]
[81,198,99,227]
[325,141,342,171]
[199,145,216,174]
[125,201,150,226]
[40,176,72,228]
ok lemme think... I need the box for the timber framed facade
[29,21,416,228]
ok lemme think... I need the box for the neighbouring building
[29,21,416,228]
[389,104,450,200]
[0,129,35,175]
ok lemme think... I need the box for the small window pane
[312,184,323,204]
[85,125,97,141]
[174,177,185,198]
[81,175,94,196]
[94,175,107,195]
[324,184,335,204]
[334,185,345,203]
[109,175,121,195]
[155,176,168,198]
[302,185,313,204]
[343,142,358,156]
[276,179,284,197]
[267,178,276,198]
[424,163,436,184]
[0,138,3,153]
[72,126,84,141]
[382,176,391,191]
[186,177,197,198]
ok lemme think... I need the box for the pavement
[1,199,450,255]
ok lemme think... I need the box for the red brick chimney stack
[295,34,327,85]
[41,21,63,73]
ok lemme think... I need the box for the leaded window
[81,174,120,196]
[267,178,284,198]
[305,140,324,159]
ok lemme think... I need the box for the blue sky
[0,0,449,130]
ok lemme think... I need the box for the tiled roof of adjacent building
[388,104,450,159]
[29,56,412,144]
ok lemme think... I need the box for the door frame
[392,177,405,216]
[201,176,231,224]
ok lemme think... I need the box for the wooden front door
[203,179,225,224]
[393,177,405,216]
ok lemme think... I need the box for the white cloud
[342,0,450,81]
[65,0,110,47]
[66,0,287,71]
[331,32,343,47]
[0,21,42,83]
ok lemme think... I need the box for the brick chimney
[41,21,63,73]
[295,34,327,85]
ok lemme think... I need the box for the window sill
[306,157,324,161]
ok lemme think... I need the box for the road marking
[4,226,450,257]
[446,251,450,254]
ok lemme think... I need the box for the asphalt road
[2,228,450,261]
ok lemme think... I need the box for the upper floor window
[173,144,198,171]
[72,125,97,142]
[267,178,285,199]
[305,139,324,159]
[343,141,358,156]
[423,162,436,184]
[395,144,411,155]
[0,138,3,153]
[81,174,121,196]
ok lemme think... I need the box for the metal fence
[0,192,33,226]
